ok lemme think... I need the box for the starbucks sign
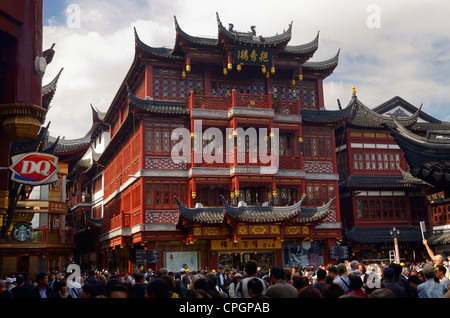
[13,223,31,242]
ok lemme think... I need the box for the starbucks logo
[13,223,31,242]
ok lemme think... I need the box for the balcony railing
[187,153,299,170]
[4,227,75,244]
[187,90,300,115]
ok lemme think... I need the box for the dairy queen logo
[13,223,32,242]
[9,152,60,185]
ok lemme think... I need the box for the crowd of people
[1,240,449,299]
[1,258,449,299]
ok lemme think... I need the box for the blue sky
[41,0,450,139]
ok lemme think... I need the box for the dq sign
[9,152,60,185]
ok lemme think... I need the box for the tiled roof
[384,120,450,188]
[301,101,352,124]
[176,198,225,224]
[176,195,334,225]
[339,175,418,189]
[283,31,319,55]
[346,96,421,128]
[302,49,340,73]
[41,68,64,111]
[127,84,190,115]
[427,232,450,245]
[346,226,427,243]
[216,12,292,46]
[221,195,304,223]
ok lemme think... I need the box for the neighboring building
[66,106,109,270]
[66,14,349,273]
[336,89,450,262]
[386,114,450,257]
[0,0,75,277]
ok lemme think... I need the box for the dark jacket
[31,285,55,298]
[382,279,408,298]
[11,286,32,298]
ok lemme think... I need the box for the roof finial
[352,86,357,96]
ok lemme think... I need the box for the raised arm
[422,239,436,261]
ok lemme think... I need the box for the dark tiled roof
[127,84,189,115]
[42,68,64,111]
[301,101,352,124]
[44,133,91,154]
[176,198,225,224]
[339,175,418,189]
[384,120,450,188]
[302,49,340,73]
[216,12,292,46]
[294,198,335,223]
[176,196,334,225]
[175,16,218,47]
[427,232,450,245]
[346,226,427,243]
[283,32,319,55]
[372,96,450,132]
[221,195,304,223]
[346,96,421,129]
[134,28,183,60]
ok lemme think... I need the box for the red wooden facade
[69,15,347,272]
[336,93,439,262]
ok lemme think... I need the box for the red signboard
[9,152,60,185]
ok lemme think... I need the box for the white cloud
[43,0,450,139]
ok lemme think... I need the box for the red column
[316,79,324,109]
[145,65,153,97]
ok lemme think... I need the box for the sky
[42,0,450,139]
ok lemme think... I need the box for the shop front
[212,239,282,270]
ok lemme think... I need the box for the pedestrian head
[81,284,96,298]
[244,260,258,276]
[316,269,327,281]
[336,263,347,276]
[145,278,170,298]
[297,286,323,298]
[270,266,285,280]
[247,278,264,298]
[35,272,48,286]
[382,267,395,280]
[349,273,363,290]
[422,264,436,280]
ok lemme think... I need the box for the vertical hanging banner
[233,44,273,67]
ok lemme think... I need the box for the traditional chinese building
[335,89,450,262]
[386,116,450,257]
[67,14,351,273]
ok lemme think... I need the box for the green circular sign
[13,223,31,242]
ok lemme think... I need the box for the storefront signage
[233,44,273,67]
[12,222,31,242]
[136,249,159,264]
[211,239,282,251]
[426,191,445,204]
[9,152,60,185]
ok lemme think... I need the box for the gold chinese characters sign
[233,44,273,67]
[211,239,282,251]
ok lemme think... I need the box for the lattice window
[357,198,407,219]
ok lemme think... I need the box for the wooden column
[145,64,154,98]
[316,78,324,109]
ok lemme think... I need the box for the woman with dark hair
[347,273,366,298]
[56,281,72,298]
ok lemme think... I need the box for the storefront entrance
[218,251,274,271]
